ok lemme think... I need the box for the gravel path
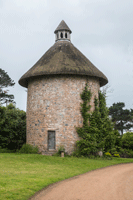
[29,163,133,200]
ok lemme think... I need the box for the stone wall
[26,75,100,154]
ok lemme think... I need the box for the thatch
[19,40,108,88]
[54,20,72,33]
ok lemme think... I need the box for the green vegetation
[0,68,15,104]
[0,153,133,200]
[104,152,112,159]
[74,84,133,158]
[109,102,133,135]
[18,144,39,154]
[75,84,117,157]
[121,132,133,149]
[0,104,26,151]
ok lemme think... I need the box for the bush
[18,144,39,154]
[121,132,133,150]
[58,145,65,153]
[119,148,133,158]
[72,149,82,157]
[52,145,68,157]
[114,153,120,158]
[0,146,15,153]
[104,152,112,159]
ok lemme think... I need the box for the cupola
[54,20,72,42]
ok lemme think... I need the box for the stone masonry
[26,75,100,154]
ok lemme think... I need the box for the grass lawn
[0,153,133,200]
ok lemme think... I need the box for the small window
[61,32,63,38]
[65,33,67,38]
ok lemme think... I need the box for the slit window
[65,33,67,38]
[61,32,63,38]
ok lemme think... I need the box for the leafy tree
[121,132,133,150]
[0,104,26,150]
[75,84,116,157]
[109,102,133,135]
[0,68,15,104]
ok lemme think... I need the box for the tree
[75,84,116,157]
[109,102,133,135]
[0,68,15,104]
[121,132,133,150]
[0,104,26,150]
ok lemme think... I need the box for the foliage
[0,68,15,104]
[104,152,112,159]
[109,102,133,135]
[76,84,97,156]
[119,148,133,158]
[121,132,133,150]
[75,83,116,157]
[58,145,65,152]
[0,146,15,153]
[114,153,120,158]
[0,104,26,150]
[18,144,39,154]
[53,145,69,157]
[0,153,133,200]
[108,132,133,158]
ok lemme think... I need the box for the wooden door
[48,131,55,149]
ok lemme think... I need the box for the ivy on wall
[75,83,117,157]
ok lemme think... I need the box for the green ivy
[75,83,117,157]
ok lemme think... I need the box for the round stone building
[19,20,108,155]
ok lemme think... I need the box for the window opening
[61,32,63,38]
[65,33,67,38]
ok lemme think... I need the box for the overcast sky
[1,0,133,111]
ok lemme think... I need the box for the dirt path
[29,163,133,200]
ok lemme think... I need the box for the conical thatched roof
[54,20,72,33]
[19,40,108,88]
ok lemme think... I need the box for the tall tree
[0,104,26,150]
[109,102,133,135]
[0,68,15,104]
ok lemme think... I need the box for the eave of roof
[19,40,108,88]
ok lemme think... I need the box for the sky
[0,0,133,111]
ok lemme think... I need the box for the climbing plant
[75,83,117,157]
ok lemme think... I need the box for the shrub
[18,144,39,154]
[58,145,65,153]
[121,132,133,150]
[104,152,112,159]
[114,153,120,158]
[0,146,15,153]
[119,148,133,158]
[53,145,67,157]
[72,149,82,157]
